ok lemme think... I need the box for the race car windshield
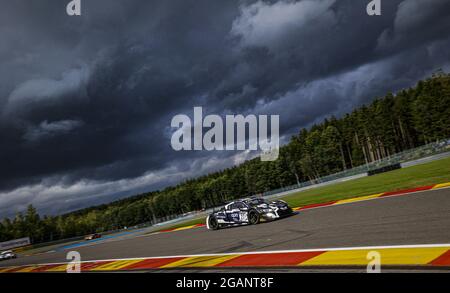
[247,199,269,206]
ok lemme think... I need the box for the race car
[84,233,102,241]
[206,198,293,230]
[0,250,17,261]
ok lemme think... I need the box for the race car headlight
[266,212,276,218]
[256,207,272,213]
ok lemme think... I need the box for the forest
[1,72,449,244]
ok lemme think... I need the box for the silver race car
[206,198,293,230]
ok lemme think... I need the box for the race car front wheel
[248,210,260,225]
[208,216,220,230]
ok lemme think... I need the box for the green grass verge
[157,156,450,231]
[282,156,450,207]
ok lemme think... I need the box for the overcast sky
[0,0,449,218]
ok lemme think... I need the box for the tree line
[1,72,449,244]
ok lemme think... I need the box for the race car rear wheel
[208,216,220,230]
[248,210,260,225]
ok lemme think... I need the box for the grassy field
[282,156,450,207]
[157,156,450,231]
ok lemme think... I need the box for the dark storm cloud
[1,0,450,217]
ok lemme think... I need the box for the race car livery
[206,198,293,230]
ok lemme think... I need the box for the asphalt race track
[2,188,450,268]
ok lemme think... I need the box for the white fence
[0,237,30,250]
